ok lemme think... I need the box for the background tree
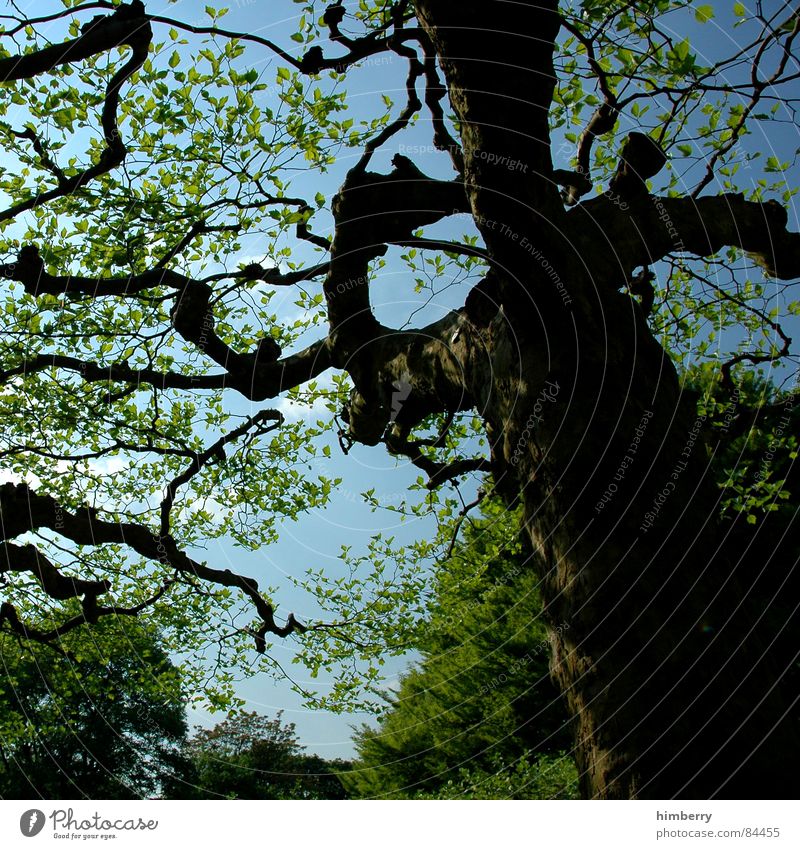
[407,752,580,800]
[349,373,800,799]
[0,0,798,799]
[168,710,350,799]
[689,364,800,724]
[0,616,190,799]
[346,498,578,798]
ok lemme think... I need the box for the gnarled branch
[0,1,152,222]
[0,482,306,650]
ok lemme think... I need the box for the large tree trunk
[501,299,799,798]
[413,0,800,798]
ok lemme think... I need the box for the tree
[168,711,350,799]
[0,0,798,798]
[0,616,191,799]
[687,364,800,732]
[408,752,580,800]
[346,498,578,798]
[349,369,800,799]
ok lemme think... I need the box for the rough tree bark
[318,0,800,798]
[391,0,800,799]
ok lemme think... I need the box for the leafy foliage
[167,710,350,799]
[410,752,579,800]
[0,617,190,799]
[693,366,800,723]
[345,498,577,799]
[0,0,797,754]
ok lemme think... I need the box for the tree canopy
[167,710,350,799]
[346,498,578,798]
[0,0,798,798]
[0,616,190,798]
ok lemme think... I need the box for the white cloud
[276,394,332,422]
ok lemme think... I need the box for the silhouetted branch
[0,2,152,222]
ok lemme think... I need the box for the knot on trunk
[609,132,667,197]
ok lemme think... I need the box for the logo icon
[19,810,46,837]
[390,372,412,423]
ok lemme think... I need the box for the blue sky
[143,1,484,758]
[2,0,799,761]
[166,0,800,756]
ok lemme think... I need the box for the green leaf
[695,5,714,22]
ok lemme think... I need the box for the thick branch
[1,248,187,297]
[0,340,331,403]
[419,31,463,173]
[0,2,152,222]
[0,353,228,393]
[0,247,333,400]
[0,2,147,82]
[1,541,110,601]
[325,159,468,353]
[0,482,305,648]
[384,430,490,489]
[559,18,619,205]
[0,580,174,644]
[414,0,565,245]
[299,23,423,75]
[204,260,330,288]
[576,193,800,282]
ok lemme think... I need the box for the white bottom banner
[1,800,796,848]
